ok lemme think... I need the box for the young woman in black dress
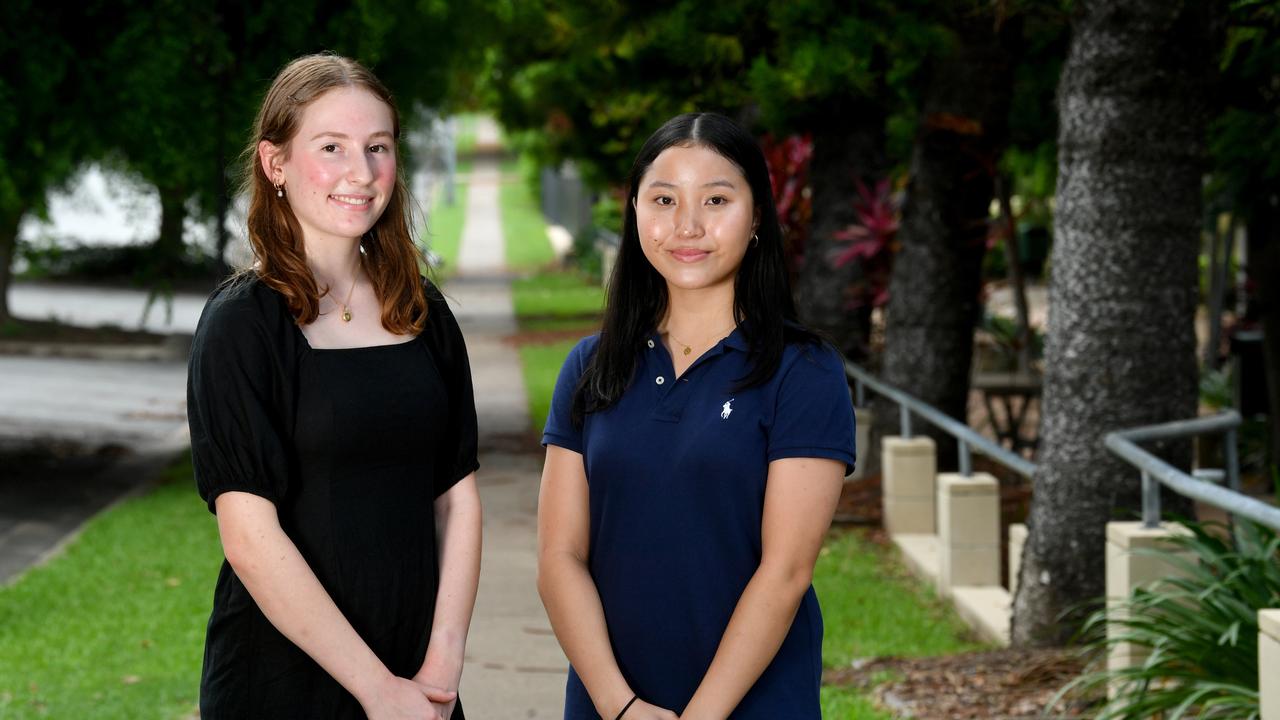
[187,54,481,720]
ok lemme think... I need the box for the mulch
[824,648,1095,719]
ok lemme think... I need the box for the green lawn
[512,272,604,433]
[815,530,984,666]
[519,339,580,435]
[0,458,218,719]
[424,176,469,278]
[499,165,556,271]
[0,457,980,720]
[512,272,604,321]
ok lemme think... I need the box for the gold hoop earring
[752,233,760,247]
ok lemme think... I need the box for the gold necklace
[340,276,357,322]
[665,325,736,356]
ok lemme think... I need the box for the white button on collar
[647,339,655,349]
[655,376,665,385]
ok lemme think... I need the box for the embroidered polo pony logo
[721,399,734,420]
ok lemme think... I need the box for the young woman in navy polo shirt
[539,113,857,719]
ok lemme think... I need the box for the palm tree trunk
[1011,0,1213,646]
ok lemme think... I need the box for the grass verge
[518,339,579,435]
[815,529,984,666]
[424,175,469,278]
[512,272,604,322]
[499,161,555,271]
[0,457,218,719]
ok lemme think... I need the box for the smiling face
[634,144,758,294]
[260,86,397,249]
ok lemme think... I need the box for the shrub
[1051,520,1279,719]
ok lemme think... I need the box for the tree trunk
[154,184,188,272]
[0,206,24,324]
[1246,202,1280,464]
[1011,0,1212,646]
[878,12,1016,472]
[794,97,888,362]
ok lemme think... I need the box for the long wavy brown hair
[239,53,427,334]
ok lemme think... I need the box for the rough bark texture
[877,13,1016,472]
[0,207,22,324]
[1011,0,1211,646]
[795,98,888,362]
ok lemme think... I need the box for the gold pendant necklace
[666,325,736,356]
[340,275,357,322]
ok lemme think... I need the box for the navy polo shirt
[542,328,856,719]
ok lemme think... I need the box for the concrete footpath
[448,122,568,718]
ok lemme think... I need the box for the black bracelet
[615,694,639,720]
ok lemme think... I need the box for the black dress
[187,276,478,719]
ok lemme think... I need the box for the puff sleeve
[187,288,293,513]
[422,284,480,498]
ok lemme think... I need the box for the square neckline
[290,320,419,352]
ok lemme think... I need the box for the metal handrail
[844,361,1038,479]
[1105,411,1280,532]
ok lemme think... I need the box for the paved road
[10,280,208,335]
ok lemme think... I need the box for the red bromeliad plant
[831,177,898,309]
[761,133,813,272]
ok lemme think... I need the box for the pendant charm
[342,307,352,322]
[682,347,691,356]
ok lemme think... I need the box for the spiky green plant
[1049,520,1279,719]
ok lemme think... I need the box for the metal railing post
[1142,470,1161,528]
[900,404,912,439]
[855,380,865,408]
[1225,428,1241,494]
[959,439,972,477]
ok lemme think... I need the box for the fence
[844,363,1279,716]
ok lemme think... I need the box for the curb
[0,334,192,362]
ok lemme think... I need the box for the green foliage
[1209,1,1280,218]
[482,1,951,189]
[0,460,220,719]
[978,311,1045,370]
[1054,520,1279,719]
[0,0,106,240]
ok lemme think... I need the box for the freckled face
[635,145,758,293]
[265,87,397,248]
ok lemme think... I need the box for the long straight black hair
[572,112,822,425]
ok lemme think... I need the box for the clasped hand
[363,675,457,720]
